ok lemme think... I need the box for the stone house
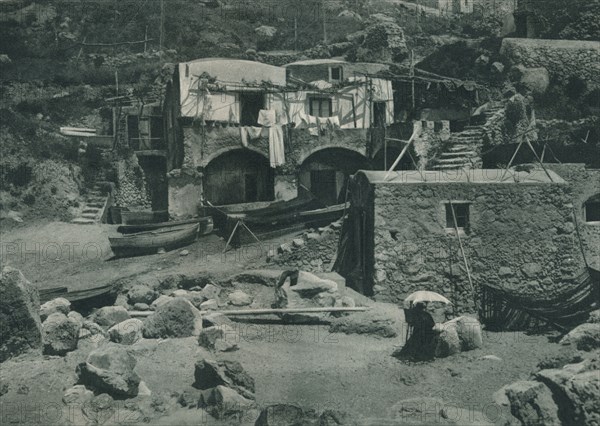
[334,166,600,313]
[161,58,397,217]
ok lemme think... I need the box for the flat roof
[358,169,565,184]
[179,58,287,86]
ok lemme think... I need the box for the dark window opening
[310,170,337,206]
[585,197,600,222]
[330,67,342,82]
[446,203,470,229]
[240,92,265,126]
[127,115,140,150]
[373,101,386,128]
[308,97,333,117]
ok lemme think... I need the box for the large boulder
[329,302,400,338]
[560,323,600,351]
[274,270,339,323]
[91,306,131,329]
[228,290,252,306]
[451,316,483,351]
[200,385,254,420]
[535,360,600,425]
[433,322,461,358]
[42,312,81,355]
[150,295,173,309]
[40,297,70,321]
[127,285,156,305]
[198,325,238,352]
[255,404,317,426]
[504,380,560,425]
[0,267,42,362]
[142,297,203,338]
[108,319,144,345]
[193,358,255,400]
[76,345,140,398]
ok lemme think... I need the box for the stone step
[83,208,101,214]
[440,151,478,158]
[86,202,104,209]
[81,213,99,219]
[435,157,472,165]
[448,145,473,151]
[431,164,473,170]
[464,125,483,130]
[71,218,96,225]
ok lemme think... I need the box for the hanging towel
[327,116,341,128]
[240,126,264,147]
[308,127,319,136]
[240,126,248,147]
[276,110,289,126]
[268,125,285,167]
[317,117,328,132]
[258,109,277,127]
[228,105,239,124]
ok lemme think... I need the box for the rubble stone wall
[371,173,585,312]
[501,38,600,88]
[546,164,600,270]
[114,154,151,209]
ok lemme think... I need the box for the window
[330,66,342,82]
[308,97,333,117]
[240,92,265,126]
[585,195,600,223]
[445,203,470,230]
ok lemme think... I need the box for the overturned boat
[109,223,199,258]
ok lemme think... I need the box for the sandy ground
[0,221,567,425]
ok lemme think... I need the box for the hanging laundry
[317,117,328,132]
[308,127,319,136]
[276,110,289,126]
[240,126,264,147]
[228,105,238,124]
[258,109,277,127]
[326,116,341,128]
[268,125,285,167]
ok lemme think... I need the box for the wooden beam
[129,306,369,317]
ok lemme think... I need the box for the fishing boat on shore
[109,223,199,257]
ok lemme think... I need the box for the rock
[388,397,446,421]
[292,238,304,248]
[255,404,312,426]
[81,393,116,424]
[200,299,219,311]
[198,325,238,351]
[68,311,84,327]
[511,65,550,95]
[521,262,543,279]
[214,338,238,352]
[127,285,156,305]
[108,319,144,345]
[203,312,233,328]
[560,323,600,351]
[200,385,254,419]
[274,271,339,323]
[433,322,461,358]
[180,249,189,256]
[133,303,150,311]
[504,381,560,425]
[0,54,11,64]
[588,309,600,324]
[491,62,505,74]
[475,54,490,66]
[171,289,189,298]
[0,267,42,362]
[63,385,93,404]
[443,316,483,351]
[228,290,252,306]
[137,380,151,397]
[113,294,130,309]
[42,312,81,355]
[200,284,221,300]
[151,295,173,309]
[330,303,400,338]
[337,10,362,21]
[498,266,513,277]
[185,291,206,309]
[82,320,108,339]
[91,306,131,329]
[76,345,141,398]
[142,297,203,338]
[40,298,70,321]
[481,355,502,362]
[493,385,510,407]
[193,358,255,399]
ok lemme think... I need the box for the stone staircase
[71,183,110,225]
[430,102,504,171]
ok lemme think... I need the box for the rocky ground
[2,221,598,425]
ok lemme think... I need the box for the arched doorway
[204,149,274,205]
[299,148,369,206]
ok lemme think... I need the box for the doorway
[240,92,265,126]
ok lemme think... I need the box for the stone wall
[546,164,600,270]
[268,220,342,273]
[114,154,151,209]
[500,38,600,88]
[370,174,585,313]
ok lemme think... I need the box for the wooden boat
[116,216,213,235]
[109,223,199,257]
[40,284,114,304]
[121,209,169,225]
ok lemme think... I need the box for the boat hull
[109,224,199,258]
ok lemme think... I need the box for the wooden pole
[115,70,119,96]
[322,0,327,44]
[410,50,415,111]
[159,0,164,60]
[222,220,241,254]
[449,201,478,312]
[129,306,369,317]
[294,17,298,51]
[144,25,148,53]
[500,139,524,180]
[525,139,554,182]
